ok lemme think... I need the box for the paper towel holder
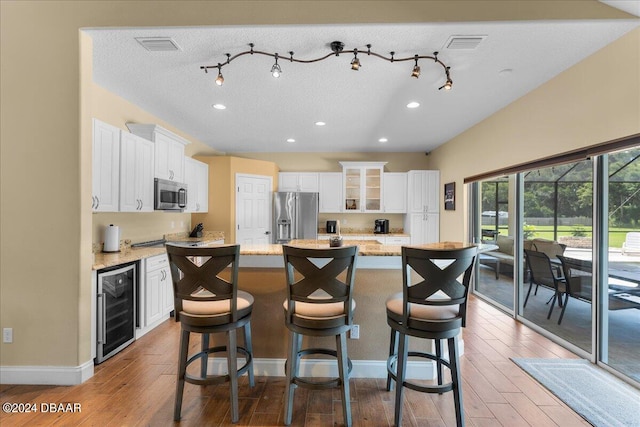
[103,224,121,253]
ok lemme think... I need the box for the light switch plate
[3,328,13,343]
[350,324,359,340]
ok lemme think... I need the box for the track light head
[439,79,453,90]
[271,63,282,78]
[411,55,420,78]
[215,64,224,86]
[351,48,360,71]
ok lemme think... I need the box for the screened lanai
[474,144,640,385]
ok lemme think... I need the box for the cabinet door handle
[95,197,100,210]
[91,196,95,209]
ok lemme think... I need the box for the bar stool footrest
[287,347,353,390]
[184,345,253,386]
[387,350,454,393]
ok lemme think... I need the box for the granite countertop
[93,235,492,270]
[92,231,224,270]
[317,229,409,237]
[239,240,485,257]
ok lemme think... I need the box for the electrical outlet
[3,328,13,343]
[350,324,360,340]
[342,219,348,225]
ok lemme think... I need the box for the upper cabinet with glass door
[339,162,386,213]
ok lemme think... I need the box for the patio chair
[523,249,566,319]
[622,232,640,255]
[557,256,593,325]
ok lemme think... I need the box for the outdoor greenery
[481,148,640,248]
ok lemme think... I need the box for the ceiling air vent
[135,37,181,52]
[444,36,486,50]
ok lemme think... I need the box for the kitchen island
[92,238,487,379]
[233,240,485,379]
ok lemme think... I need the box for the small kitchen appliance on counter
[329,220,342,247]
[326,220,337,234]
[103,224,120,253]
[374,219,390,234]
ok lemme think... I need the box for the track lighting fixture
[411,55,420,78]
[271,53,282,78]
[200,41,452,90]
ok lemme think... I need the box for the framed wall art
[444,182,455,211]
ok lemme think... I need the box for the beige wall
[193,156,280,243]
[0,0,636,372]
[428,28,640,243]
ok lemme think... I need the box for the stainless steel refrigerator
[273,192,319,243]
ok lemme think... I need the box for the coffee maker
[326,220,338,234]
[374,219,389,234]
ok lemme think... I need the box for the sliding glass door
[601,146,640,382]
[520,160,593,353]
[469,141,640,385]
[474,176,514,310]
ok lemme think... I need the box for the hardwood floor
[0,295,590,426]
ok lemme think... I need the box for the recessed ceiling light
[286,138,296,143]
[378,138,388,143]
[406,102,420,109]
[315,121,326,126]
[212,103,226,110]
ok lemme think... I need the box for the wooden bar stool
[166,244,254,423]
[386,246,476,427]
[282,245,358,427]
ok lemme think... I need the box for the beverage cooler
[95,262,136,364]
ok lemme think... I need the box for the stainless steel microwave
[154,178,187,211]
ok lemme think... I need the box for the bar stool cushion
[386,292,459,322]
[183,289,254,316]
[283,289,356,319]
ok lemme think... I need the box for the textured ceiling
[86,17,638,153]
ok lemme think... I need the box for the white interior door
[235,174,272,244]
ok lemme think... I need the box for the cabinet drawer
[384,236,410,245]
[146,254,169,271]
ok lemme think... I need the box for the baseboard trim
[0,360,94,385]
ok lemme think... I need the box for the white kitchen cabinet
[142,254,173,332]
[126,123,189,182]
[407,170,440,213]
[318,172,343,213]
[383,172,407,213]
[119,132,154,212]
[92,119,120,212]
[339,162,386,213]
[184,157,209,213]
[278,172,319,192]
[406,212,439,245]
